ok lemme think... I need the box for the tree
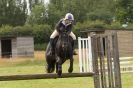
[0,0,27,26]
[47,0,93,27]
[28,0,44,12]
[86,0,116,24]
[26,3,47,25]
[116,0,133,23]
[48,0,116,26]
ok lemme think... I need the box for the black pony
[45,31,74,76]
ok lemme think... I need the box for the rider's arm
[55,19,63,32]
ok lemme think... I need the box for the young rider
[49,13,76,54]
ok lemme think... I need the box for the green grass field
[0,52,133,88]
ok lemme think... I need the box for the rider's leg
[69,32,77,54]
[50,30,59,53]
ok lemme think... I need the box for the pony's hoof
[56,70,58,73]
[46,66,50,73]
[68,68,73,73]
[57,70,62,77]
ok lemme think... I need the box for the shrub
[0,25,13,37]
[73,20,108,37]
[0,24,52,44]
[32,24,52,44]
[127,23,133,29]
[13,24,33,36]
[109,21,122,29]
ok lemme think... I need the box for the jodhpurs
[50,30,76,40]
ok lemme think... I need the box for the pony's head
[58,31,70,50]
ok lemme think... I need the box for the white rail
[78,37,93,73]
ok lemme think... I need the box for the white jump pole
[88,37,93,72]
[82,39,86,72]
[78,37,83,72]
[86,39,89,72]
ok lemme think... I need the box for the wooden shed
[0,36,34,58]
[81,28,133,57]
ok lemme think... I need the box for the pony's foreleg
[68,57,73,73]
[56,56,62,76]
[56,62,58,73]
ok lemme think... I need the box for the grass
[0,51,133,88]
[0,77,94,88]
[0,59,80,76]
[0,51,79,76]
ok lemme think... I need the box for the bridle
[59,31,70,58]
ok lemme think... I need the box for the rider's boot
[72,40,77,55]
[49,38,55,54]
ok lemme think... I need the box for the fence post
[105,36,114,88]
[91,34,100,88]
[112,32,122,88]
[98,36,107,88]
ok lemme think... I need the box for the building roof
[80,28,133,33]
